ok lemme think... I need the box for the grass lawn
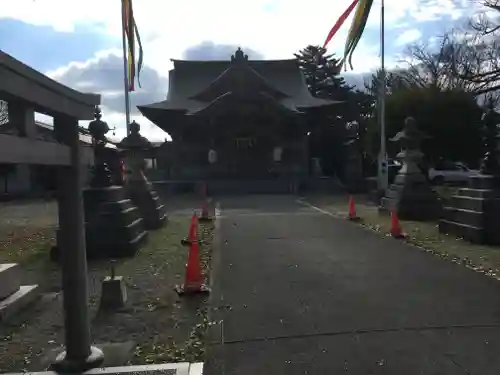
[0,208,216,372]
[303,194,500,280]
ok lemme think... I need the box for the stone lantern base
[126,179,167,230]
[52,185,148,260]
[380,167,439,220]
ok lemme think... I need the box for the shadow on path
[205,195,500,375]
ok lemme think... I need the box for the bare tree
[364,68,412,97]
[470,0,500,35]
[441,0,500,96]
[398,34,483,92]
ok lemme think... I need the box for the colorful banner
[134,21,144,89]
[341,0,374,70]
[122,0,143,91]
[323,0,359,49]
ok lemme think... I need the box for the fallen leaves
[129,218,215,366]
[0,226,55,264]
[0,214,216,372]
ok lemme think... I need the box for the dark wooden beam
[0,51,100,120]
[0,134,72,165]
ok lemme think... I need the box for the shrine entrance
[230,135,272,178]
[211,114,278,179]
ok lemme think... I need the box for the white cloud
[2,0,482,140]
[395,29,423,46]
[1,0,477,74]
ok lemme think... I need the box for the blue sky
[0,19,114,72]
[0,0,482,139]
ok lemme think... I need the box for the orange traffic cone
[181,214,198,246]
[175,240,210,295]
[390,210,406,239]
[348,196,360,221]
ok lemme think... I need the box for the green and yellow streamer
[337,0,374,71]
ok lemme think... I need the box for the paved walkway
[205,196,500,375]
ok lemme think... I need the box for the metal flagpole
[378,0,388,192]
[121,0,132,135]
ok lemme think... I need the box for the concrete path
[205,196,500,375]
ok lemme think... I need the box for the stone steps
[0,263,39,322]
[438,219,485,244]
[438,175,500,245]
[84,218,148,258]
[442,206,484,228]
[100,199,136,212]
[449,195,486,211]
[457,188,498,199]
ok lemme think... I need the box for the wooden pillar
[52,115,104,372]
[8,102,36,193]
[8,101,36,138]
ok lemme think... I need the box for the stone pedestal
[83,185,148,258]
[0,263,39,322]
[118,121,167,230]
[126,179,167,230]
[439,105,500,244]
[380,156,438,220]
[439,175,500,244]
[52,185,148,260]
[100,276,127,310]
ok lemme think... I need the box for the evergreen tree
[294,45,353,101]
[295,45,367,178]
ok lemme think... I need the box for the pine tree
[294,45,353,101]
[295,45,360,178]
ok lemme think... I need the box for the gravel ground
[0,200,58,228]
[0,200,58,290]
[0,198,215,372]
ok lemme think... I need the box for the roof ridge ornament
[231,47,248,64]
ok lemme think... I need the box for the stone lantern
[87,106,113,187]
[380,117,437,220]
[118,120,166,229]
[52,107,148,260]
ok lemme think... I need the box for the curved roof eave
[290,97,344,109]
[170,58,298,65]
[137,104,188,133]
[186,91,301,117]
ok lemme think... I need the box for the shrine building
[138,48,340,191]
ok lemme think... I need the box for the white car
[428,162,479,185]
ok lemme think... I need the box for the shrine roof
[187,91,301,117]
[137,49,341,129]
